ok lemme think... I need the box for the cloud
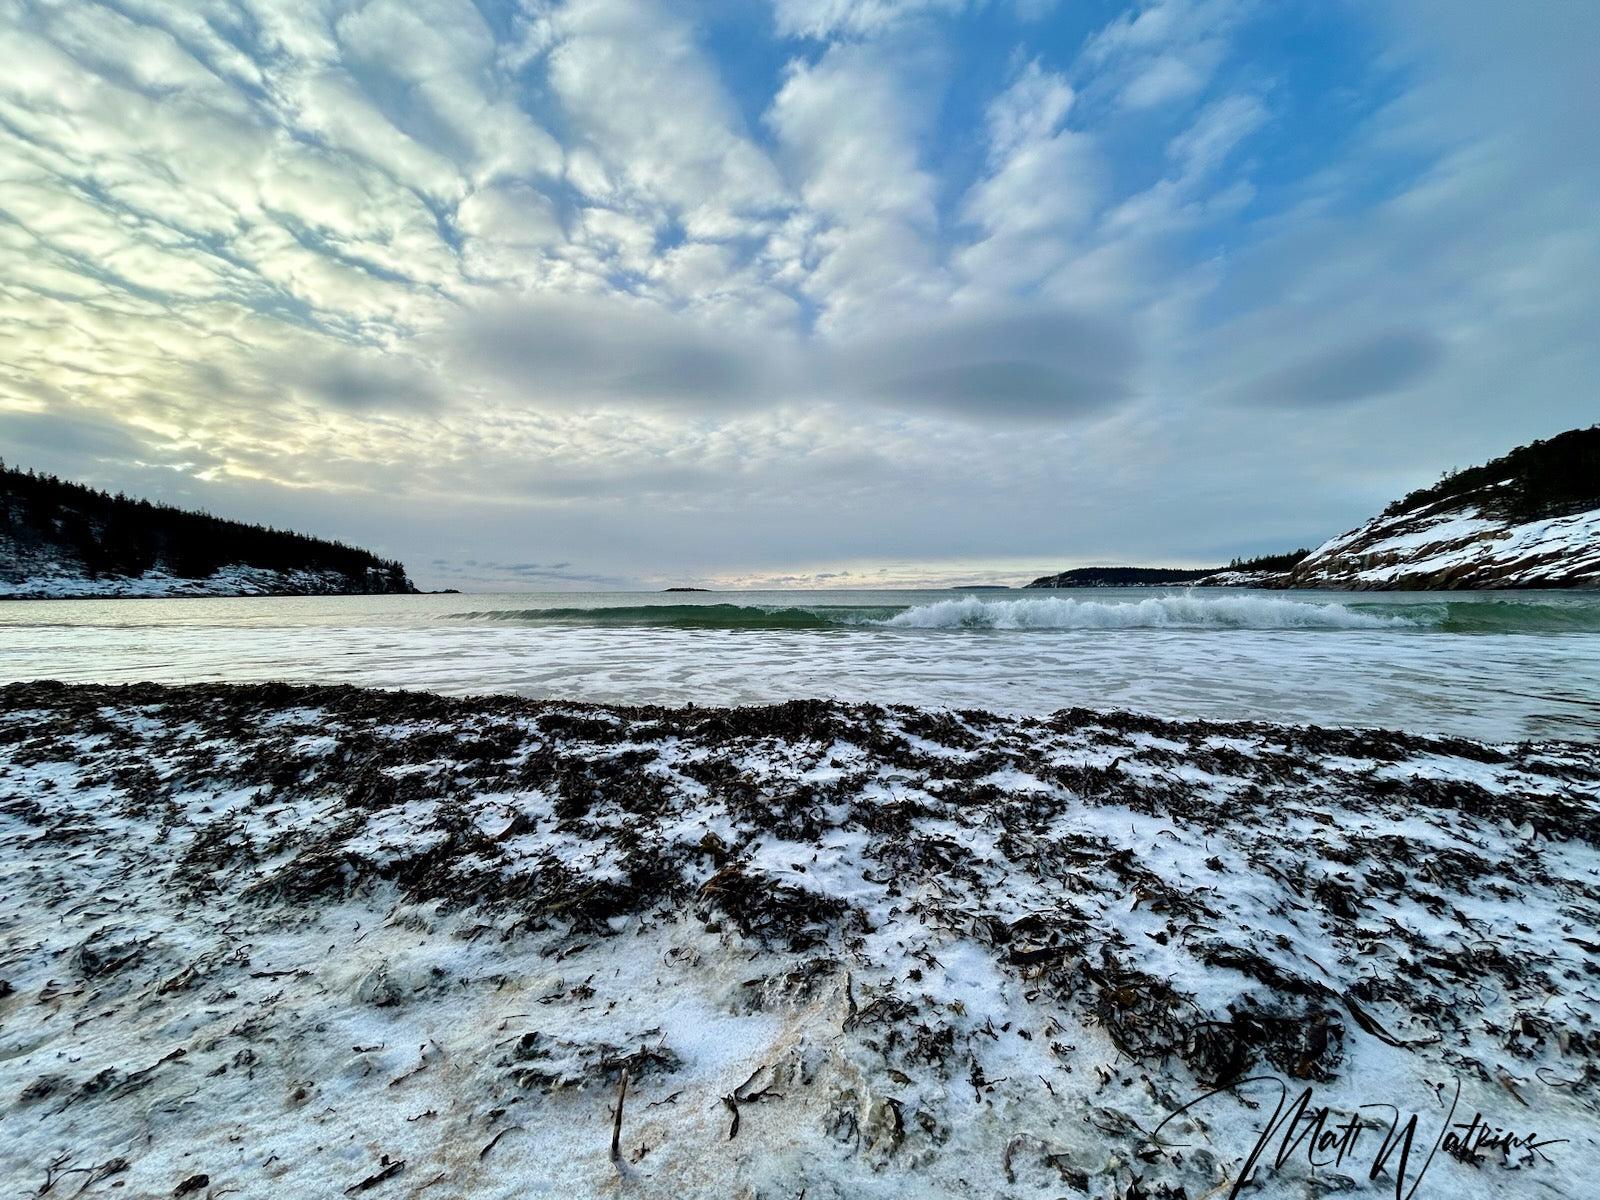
[547,0,786,229]
[0,407,227,482]
[763,38,951,330]
[771,0,1062,40]
[0,409,156,461]
[768,41,939,229]
[1236,329,1446,407]
[1167,92,1267,181]
[455,184,563,284]
[771,0,971,39]
[983,60,1077,159]
[1078,0,1246,112]
[1121,55,1207,109]
[445,294,1137,423]
[1379,0,1600,182]
[955,61,1101,296]
[830,308,1138,420]
[446,296,782,410]
[292,352,444,413]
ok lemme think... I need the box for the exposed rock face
[1190,569,1283,588]
[1280,496,1600,590]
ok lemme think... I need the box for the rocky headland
[1029,426,1600,592]
[0,463,416,599]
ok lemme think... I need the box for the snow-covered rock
[1192,568,1285,588]
[0,562,413,600]
[1281,495,1600,590]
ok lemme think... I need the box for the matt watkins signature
[1153,1075,1567,1200]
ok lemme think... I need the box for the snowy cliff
[1279,497,1600,590]
[1216,426,1600,590]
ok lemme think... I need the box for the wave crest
[877,595,1412,631]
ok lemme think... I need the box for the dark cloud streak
[448,298,1139,422]
[840,310,1137,420]
[448,297,774,410]
[294,354,443,413]
[0,410,157,462]
[1237,329,1445,408]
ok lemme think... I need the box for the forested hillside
[1382,424,1600,522]
[0,463,414,595]
[1025,565,1218,587]
[1022,425,1599,591]
[1278,425,1600,589]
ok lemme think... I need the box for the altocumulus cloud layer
[0,0,1595,587]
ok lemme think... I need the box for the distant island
[1027,425,1600,591]
[0,462,416,599]
[662,587,711,592]
[1027,552,1310,590]
[1028,566,1234,588]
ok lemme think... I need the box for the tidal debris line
[0,681,1596,1198]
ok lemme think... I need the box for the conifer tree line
[1225,548,1310,572]
[0,461,413,590]
[1383,424,1600,522]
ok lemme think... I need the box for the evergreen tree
[0,463,415,592]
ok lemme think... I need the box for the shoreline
[7,580,1600,600]
[2,681,1596,1198]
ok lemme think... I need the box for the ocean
[3,586,1598,742]
[6,594,1599,1197]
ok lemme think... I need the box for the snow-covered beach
[5,0,1597,1192]
[2,680,1596,1198]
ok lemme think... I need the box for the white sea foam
[877,593,1412,630]
[3,590,1597,741]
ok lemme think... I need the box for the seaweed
[697,863,858,950]
[505,1030,681,1092]
[3,680,1597,1197]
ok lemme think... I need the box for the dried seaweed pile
[0,681,1597,1199]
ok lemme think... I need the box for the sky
[0,0,1596,590]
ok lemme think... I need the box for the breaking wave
[449,594,1600,634]
[876,594,1413,630]
[453,595,1417,632]
[451,604,896,630]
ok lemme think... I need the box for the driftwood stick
[609,1069,629,1166]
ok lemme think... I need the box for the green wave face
[1422,598,1600,634]
[450,604,903,630]
[448,595,1600,634]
